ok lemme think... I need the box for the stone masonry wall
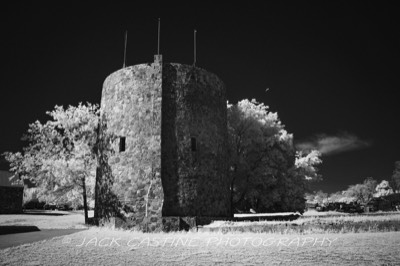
[97,59,231,231]
[0,186,23,214]
[161,63,231,218]
[99,56,163,231]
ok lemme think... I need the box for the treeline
[4,99,323,222]
[307,165,400,206]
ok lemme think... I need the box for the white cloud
[296,133,371,156]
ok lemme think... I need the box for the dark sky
[1,2,399,193]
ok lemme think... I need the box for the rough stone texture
[94,119,121,223]
[0,186,23,214]
[161,63,230,218]
[161,216,230,232]
[98,56,163,231]
[162,216,197,232]
[96,56,231,231]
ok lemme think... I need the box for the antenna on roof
[193,29,197,66]
[123,30,128,68]
[157,18,161,55]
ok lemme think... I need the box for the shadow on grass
[0,225,40,235]
[21,210,68,216]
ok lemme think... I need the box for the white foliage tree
[374,180,394,197]
[227,99,322,214]
[4,103,99,223]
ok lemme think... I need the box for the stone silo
[96,55,230,231]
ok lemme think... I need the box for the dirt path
[0,210,90,249]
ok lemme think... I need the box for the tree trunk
[230,181,234,217]
[81,177,88,224]
[94,166,100,220]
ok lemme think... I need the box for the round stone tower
[96,56,230,231]
[161,63,229,218]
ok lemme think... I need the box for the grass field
[1,228,399,265]
[1,211,400,265]
[203,211,400,234]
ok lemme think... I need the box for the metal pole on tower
[193,29,197,66]
[158,18,161,55]
[123,30,128,68]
